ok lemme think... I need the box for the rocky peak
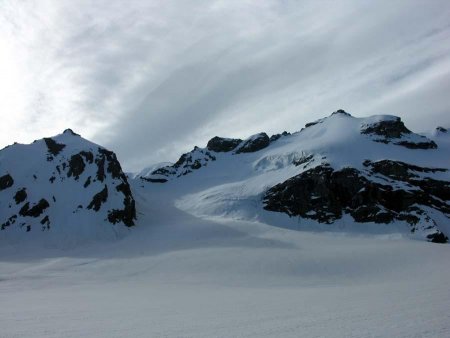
[331,109,352,117]
[0,132,136,236]
[235,132,270,154]
[62,128,80,136]
[207,136,242,152]
[361,116,437,149]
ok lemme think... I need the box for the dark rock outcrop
[235,133,270,154]
[269,131,290,142]
[207,137,242,152]
[87,185,108,211]
[331,109,352,117]
[19,199,50,218]
[264,162,450,242]
[361,117,438,149]
[395,141,437,149]
[44,138,66,156]
[0,174,14,191]
[14,188,27,204]
[67,154,86,180]
[148,147,216,181]
[361,117,411,138]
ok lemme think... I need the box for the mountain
[140,110,450,243]
[0,129,136,241]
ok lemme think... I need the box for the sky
[0,0,449,171]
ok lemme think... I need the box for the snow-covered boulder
[0,129,136,239]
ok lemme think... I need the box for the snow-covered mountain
[140,110,450,243]
[0,129,136,241]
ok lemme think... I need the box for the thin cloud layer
[1,0,449,171]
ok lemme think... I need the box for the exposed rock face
[87,185,108,211]
[44,138,66,157]
[269,131,290,142]
[361,117,411,138]
[436,126,447,133]
[207,137,242,152]
[0,174,14,191]
[331,109,352,117]
[148,147,216,181]
[361,117,437,149]
[264,161,450,242]
[0,130,136,235]
[235,133,270,154]
[14,188,27,204]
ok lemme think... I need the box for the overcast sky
[1,0,449,171]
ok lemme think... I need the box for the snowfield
[1,183,450,338]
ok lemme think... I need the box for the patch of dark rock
[14,188,27,204]
[98,148,124,179]
[172,149,216,174]
[107,195,136,227]
[1,215,17,230]
[293,154,314,167]
[180,170,192,176]
[49,176,56,183]
[304,121,320,128]
[95,156,106,182]
[40,215,50,230]
[19,199,50,217]
[436,126,447,133]
[87,185,108,211]
[364,159,447,180]
[263,164,450,227]
[151,167,171,176]
[141,177,168,183]
[67,154,85,180]
[0,174,14,191]
[269,131,290,142]
[116,182,132,196]
[235,133,270,154]
[394,140,438,149]
[84,176,91,188]
[427,232,448,243]
[207,136,242,152]
[331,109,352,117]
[361,117,411,138]
[44,137,66,156]
[80,151,94,164]
[63,128,80,136]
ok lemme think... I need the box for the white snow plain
[1,182,450,338]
